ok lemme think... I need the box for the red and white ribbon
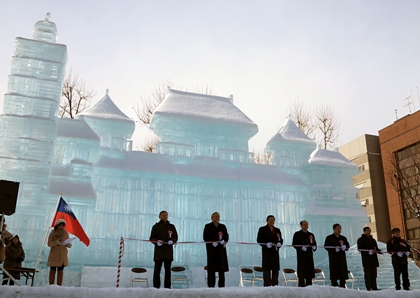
[116,237,124,288]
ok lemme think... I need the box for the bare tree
[314,105,342,149]
[252,150,273,165]
[289,100,315,139]
[388,147,420,220]
[60,69,96,118]
[141,134,160,153]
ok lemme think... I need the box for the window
[358,165,365,172]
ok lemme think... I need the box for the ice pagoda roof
[151,88,258,130]
[267,117,315,146]
[56,118,100,141]
[76,90,133,123]
[308,147,357,168]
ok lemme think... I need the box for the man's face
[364,228,371,236]
[334,225,341,235]
[159,212,168,222]
[393,231,401,238]
[301,221,309,231]
[212,213,220,224]
[267,217,275,228]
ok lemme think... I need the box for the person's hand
[397,251,403,257]
[56,240,62,246]
[220,240,225,245]
[212,242,218,247]
[405,251,410,256]
[312,246,317,251]
[168,240,173,245]
[341,245,346,251]
[65,243,72,248]
[301,246,307,251]
[335,247,340,252]
[266,242,272,249]
[368,250,374,255]
[157,240,163,247]
[276,242,282,248]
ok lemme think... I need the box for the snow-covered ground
[1,285,419,298]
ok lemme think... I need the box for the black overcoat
[292,230,317,278]
[324,233,349,280]
[387,236,410,265]
[203,222,229,272]
[150,220,178,261]
[257,225,283,270]
[357,234,380,268]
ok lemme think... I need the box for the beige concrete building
[339,134,390,242]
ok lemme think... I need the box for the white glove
[157,240,163,247]
[168,240,173,245]
[406,251,410,256]
[368,250,373,255]
[397,251,403,257]
[220,240,225,245]
[301,246,307,251]
[335,247,340,252]
[213,242,218,247]
[223,242,226,248]
[341,245,346,251]
[276,242,282,248]
[312,246,316,251]
[267,242,272,248]
[56,240,62,246]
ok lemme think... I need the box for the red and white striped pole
[116,236,124,288]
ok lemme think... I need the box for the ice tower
[0,13,67,260]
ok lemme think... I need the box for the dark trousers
[207,270,225,288]
[363,266,378,290]
[298,277,312,287]
[263,269,279,287]
[331,279,346,288]
[393,263,410,290]
[153,258,172,288]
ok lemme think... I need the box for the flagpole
[35,194,62,270]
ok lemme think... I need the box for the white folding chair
[239,267,254,287]
[313,268,326,285]
[346,270,359,290]
[171,266,189,288]
[130,267,149,287]
[252,266,264,286]
[282,268,299,286]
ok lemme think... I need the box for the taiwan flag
[51,197,90,247]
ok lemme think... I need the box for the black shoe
[372,288,381,291]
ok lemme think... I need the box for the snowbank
[1,285,418,298]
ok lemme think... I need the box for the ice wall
[0,13,67,262]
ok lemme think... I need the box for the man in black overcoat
[203,212,229,287]
[149,210,178,288]
[292,220,317,287]
[257,215,283,286]
[357,227,381,291]
[387,227,410,291]
[324,223,350,288]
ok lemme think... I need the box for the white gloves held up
[397,251,403,257]
[157,240,163,247]
[369,250,374,255]
[341,245,346,251]
[301,246,307,251]
[406,251,410,256]
[277,242,282,248]
[220,240,225,245]
[312,246,316,251]
[335,247,340,253]
[267,242,272,249]
[168,240,173,245]
[212,242,218,247]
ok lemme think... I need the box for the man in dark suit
[387,227,410,291]
[324,223,350,288]
[203,212,229,287]
[149,210,178,289]
[292,220,317,287]
[357,227,381,291]
[257,215,283,286]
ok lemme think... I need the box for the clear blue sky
[1,1,420,151]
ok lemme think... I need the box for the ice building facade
[3,15,413,288]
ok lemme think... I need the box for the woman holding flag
[47,219,72,286]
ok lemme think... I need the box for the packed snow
[1,285,419,298]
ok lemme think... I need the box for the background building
[379,110,420,265]
[340,134,390,242]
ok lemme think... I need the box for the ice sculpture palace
[0,15,371,285]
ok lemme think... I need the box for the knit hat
[10,234,19,240]
[54,219,66,227]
